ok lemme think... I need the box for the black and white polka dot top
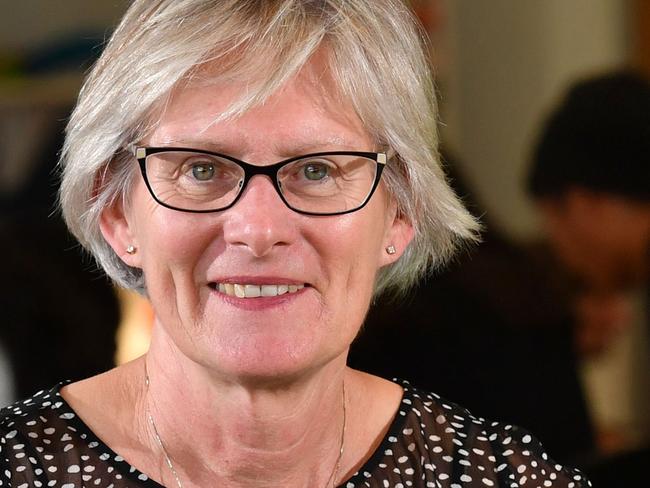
[0,381,591,487]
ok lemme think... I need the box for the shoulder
[0,385,70,483]
[0,383,70,438]
[406,383,591,486]
[347,381,592,487]
[0,381,161,487]
[0,383,111,485]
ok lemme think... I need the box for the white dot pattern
[0,382,591,487]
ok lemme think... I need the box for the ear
[379,201,415,267]
[99,197,142,268]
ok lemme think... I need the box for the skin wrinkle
[146,333,347,458]
[191,47,364,150]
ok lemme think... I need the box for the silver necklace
[144,363,347,488]
[324,380,347,488]
[145,371,184,488]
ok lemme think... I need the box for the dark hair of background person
[0,106,119,401]
[528,70,650,201]
[348,151,595,466]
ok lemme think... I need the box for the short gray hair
[60,0,480,298]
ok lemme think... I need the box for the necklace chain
[324,380,347,488]
[145,372,184,488]
[144,362,346,488]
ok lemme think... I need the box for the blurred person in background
[527,69,650,486]
[528,71,650,297]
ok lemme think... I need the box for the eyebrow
[152,138,239,154]
[152,136,363,157]
[283,137,358,155]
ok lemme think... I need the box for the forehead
[148,55,373,157]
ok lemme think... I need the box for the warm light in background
[114,289,153,365]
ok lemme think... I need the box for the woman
[0,1,590,486]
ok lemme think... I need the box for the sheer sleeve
[469,421,591,487]
[0,435,12,487]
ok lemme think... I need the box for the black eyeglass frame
[134,146,387,216]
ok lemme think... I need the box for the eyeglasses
[134,147,386,216]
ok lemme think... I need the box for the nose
[222,175,297,257]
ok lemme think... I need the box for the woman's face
[102,58,412,381]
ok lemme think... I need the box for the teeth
[234,284,245,298]
[261,285,277,297]
[216,283,304,298]
[244,284,261,298]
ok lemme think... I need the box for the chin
[193,334,336,385]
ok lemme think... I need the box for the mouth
[208,282,306,298]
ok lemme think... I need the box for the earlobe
[380,212,415,266]
[99,198,141,268]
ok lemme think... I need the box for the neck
[141,326,348,487]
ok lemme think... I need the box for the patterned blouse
[0,381,591,487]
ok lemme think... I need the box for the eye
[303,162,329,181]
[191,163,216,181]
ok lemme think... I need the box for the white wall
[439,0,630,240]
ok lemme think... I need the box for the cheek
[131,190,221,289]
[315,209,386,303]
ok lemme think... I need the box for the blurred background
[0,0,648,485]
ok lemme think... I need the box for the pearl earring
[385,245,396,255]
[126,245,137,255]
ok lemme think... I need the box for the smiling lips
[216,283,305,298]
